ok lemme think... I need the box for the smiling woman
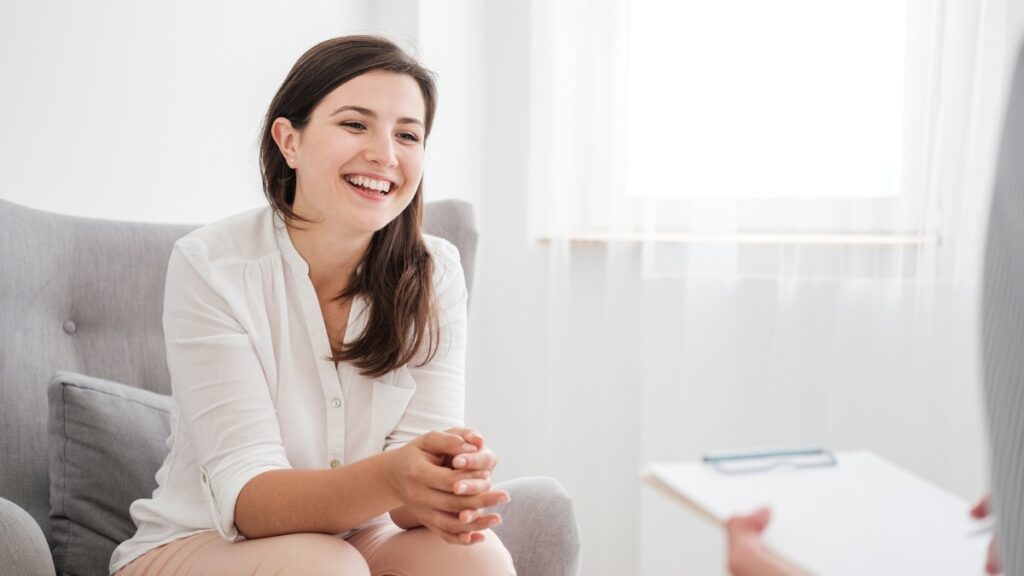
[274,72,426,235]
[268,67,437,373]
[108,36,517,576]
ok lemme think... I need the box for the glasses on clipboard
[702,446,837,475]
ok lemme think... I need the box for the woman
[110,35,516,575]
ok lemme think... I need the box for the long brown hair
[259,35,440,378]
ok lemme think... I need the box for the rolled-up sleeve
[385,239,469,450]
[162,244,291,540]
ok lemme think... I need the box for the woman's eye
[398,132,421,143]
[340,121,366,130]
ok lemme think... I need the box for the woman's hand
[444,428,503,539]
[446,428,499,492]
[970,494,1001,575]
[387,429,509,544]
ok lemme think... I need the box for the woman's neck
[287,221,371,299]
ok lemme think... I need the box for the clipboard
[641,450,990,575]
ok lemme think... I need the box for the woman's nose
[363,132,398,167]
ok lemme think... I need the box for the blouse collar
[272,209,311,276]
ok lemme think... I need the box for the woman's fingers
[453,531,488,545]
[412,507,466,544]
[452,476,492,496]
[416,430,479,458]
[405,466,508,510]
[444,427,486,448]
[436,513,502,544]
[452,446,498,472]
[421,514,465,545]
[416,428,498,474]
[425,488,510,514]
[414,461,489,494]
[459,512,503,533]
[417,507,500,544]
[458,508,503,524]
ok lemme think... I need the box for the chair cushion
[47,372,172,576]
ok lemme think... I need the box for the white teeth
[346,175,392,193]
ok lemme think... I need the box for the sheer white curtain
[530,0,1012,267]
[524,1,1018,574]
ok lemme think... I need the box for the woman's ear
[271,117,300,168]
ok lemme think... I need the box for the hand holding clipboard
[641,449,993,575]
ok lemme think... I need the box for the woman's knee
[372,528,515,576]
[268,533,371,576]
[117,532,371,576]
[450,530,517,576]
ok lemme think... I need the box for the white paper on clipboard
[641,450,990,575]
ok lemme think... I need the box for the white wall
[0,0,481,224]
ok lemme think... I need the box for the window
[627,1,905,201]
[528,0,997,244]
[623,0,931,238]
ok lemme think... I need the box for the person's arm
[163,244,292,541]
[235,449,399,538]
[235,430,503,539]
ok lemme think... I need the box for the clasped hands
[389,427,509,545]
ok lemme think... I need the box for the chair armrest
[0,497,55,576]
[491,477,581,576]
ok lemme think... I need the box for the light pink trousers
[115,519,516,576]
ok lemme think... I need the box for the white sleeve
[162,244,291,540]
[384,240,468,450]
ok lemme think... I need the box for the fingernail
[460,442,477,452]
[456,482,468,494]
[454,456,467,467]
[462,511,477,523]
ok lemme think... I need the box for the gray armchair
[0,198,581,576]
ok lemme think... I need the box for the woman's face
[285,71,426,238]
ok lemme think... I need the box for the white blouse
[109,206,468,574]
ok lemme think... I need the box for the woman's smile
[343,172,398,201]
